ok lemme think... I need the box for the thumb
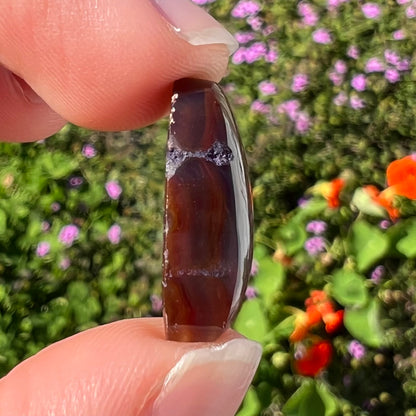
[0,0,237,141]
[0,318,261,416]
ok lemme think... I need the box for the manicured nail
[150,0,238,55]
[152,338,262,416]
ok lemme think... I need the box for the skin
[0,1,259,414]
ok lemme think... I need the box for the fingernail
[10,74,44,105]
[150,0,238,55]
[152,338,262,416]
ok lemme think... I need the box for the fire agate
[163,78,253,342]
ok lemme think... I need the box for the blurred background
[1,1,416,415]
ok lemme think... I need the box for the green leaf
[316,382,340,416]
[276,221,307,256]
[236,387,261,416]
[253,247,286,308]
[351,221,389,272]
[0,209,6,236]
[330,270,368,307]
[283,381,326,416]
[344,299,385,348]
[351,187,386,217]
[272,315,296,340]
[234,298,269,343]
[396,223,416,258]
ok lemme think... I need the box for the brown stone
[163,78,253,342]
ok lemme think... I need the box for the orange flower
[322,310,344,334]
[293,339,333,377]
[290,309,321,342]
[313,178,345,208]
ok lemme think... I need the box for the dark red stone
[163,78,253,342]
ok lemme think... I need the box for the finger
[0,318,261,416]
[0,66,66,141]
[0,0,237,141]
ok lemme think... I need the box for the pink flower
[58,224,79,247]
[232,47,246,64]
[298,3,319,26]
[265,48,278,63]
[361,3,381,19]
[365,57,384,72]
[82,144,96,158]
[231,0,261,18]
[333,92,348,106]
[247,15,263,31]
[59,257,71,270]
[397,58,410,71]
[351,74,366,91]
[312,28,332,44]
[36,241,50,257]
[396,0,410,4]
[405,4,416,18]
[245,286,258,299]
[393,29,406,40]
[251,100,271,114]
[192,0,216,4]
[278,99,300,121]
[235,31,256,44]
[334,60,347,74]
[350,95,366,109]
[384,49,400,66]
[107,224,122,244]
[105,181,122,200]
[329,71,344,86]
[291,74,309,92]
[258,80,277,95]
[245,42,267,63]
[347,45,359,59]
[385,68,400,83]
[295,112,311,134]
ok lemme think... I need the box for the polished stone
[163,78,253,342]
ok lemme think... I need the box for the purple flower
[51,202,61,212]
[250,259,259,276]
[365,57,384,72]
[247,15,263,31]
[107,224,122,244]
[41,221,50,232]
[258,80,277,95]
[265,48,278,63]
[295,111,311,134]
[278,99,300,121]
[397,58,410,71]
[333,92,348,106]
[385,68,400,83]
[371,265,385,283]
[150,294,163,313]
[384,49,400,66]
[348,340,366,359]
[306,220,327,235]
[350,95,366,109]
[406,4,416,18]
[245,285,258,299]
[232,47,246,64]
[361,3,381,19]
[82,144,96,158]
[251,100,271,114]
[58,224,79,247]
[105,180,122,200]
[245,41,267,63]
[231,0,260,18]
[304,236,326,256]
[379,219,391,229]
[298,3,319,26]
[347,45,360,59]
[36,241,50,257]
[393,29,406,40]
[235,31,256,44]
[351,74,366,91]
[291,74,309,93]
[312,28,332,44]
[329,71,344,86]
[334,60,347,74]
[69,176,83,188]
[59,257,71,270]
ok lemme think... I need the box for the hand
[0,0,238,141]
[0,319,261,415]
[0,1,261,415]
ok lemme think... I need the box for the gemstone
[163,78,253,342]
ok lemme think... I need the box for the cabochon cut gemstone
[163,78,253,342]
